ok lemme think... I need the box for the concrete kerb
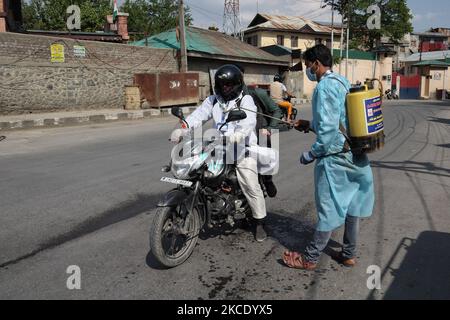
[0,106,198,132]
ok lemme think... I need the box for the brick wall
[0,32,178,114]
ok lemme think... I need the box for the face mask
[306,68,317,82]
[306,62,318,82]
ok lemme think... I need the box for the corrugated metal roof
[245,13,341,34]
[260,44,292,56]
[412,32,448,38]
[412,60,450,67]
[132,27,289,66]
[403,50,450,62]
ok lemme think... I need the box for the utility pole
[419,38,423,62]
[322,1,335,56]
[179,0,188,73]
[345,1,350,78]
[443,54,448,101]
[331,0,335,57]
[443,68,446,101]
[339,16,344,74]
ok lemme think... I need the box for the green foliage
[333,55,342,66]
[121,0,193,40]
[323,0,413,49]
[21,0,111,32]
[21,0,194,35]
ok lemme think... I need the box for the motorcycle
[385,89,399,100]
[150,107,258,268]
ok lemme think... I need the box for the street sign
[50,44,65,63]
[73,45,86,58]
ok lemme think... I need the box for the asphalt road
[0,100,449,300]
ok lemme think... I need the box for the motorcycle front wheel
[149,204,200,268]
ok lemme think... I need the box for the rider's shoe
[264,180,278,198]
[254,219,267,242]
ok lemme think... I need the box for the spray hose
[366,78,384,103]
[234,106,295,127]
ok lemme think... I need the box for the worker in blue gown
[282,44,375,270]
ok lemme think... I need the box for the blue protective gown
[310,71,375,232]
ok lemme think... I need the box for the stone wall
[0,32,178,114]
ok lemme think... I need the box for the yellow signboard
[51,44,65,63]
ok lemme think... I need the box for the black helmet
[214,65,244,102]
[274,74,282,82]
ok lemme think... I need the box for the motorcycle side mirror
[219,109,247,131]
[171,107,184,120]
[171,107,190,128]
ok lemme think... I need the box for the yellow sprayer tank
[346,82,385,154]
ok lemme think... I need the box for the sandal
[282,251,317,271]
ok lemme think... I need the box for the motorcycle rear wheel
[149,205,200,268]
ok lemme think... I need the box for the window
[245,35,258,46]
[291,36,299,48]
[277,35,285,46]
[315,38,323,45]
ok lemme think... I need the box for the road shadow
[369,231,450,300]
[371,160,450,178]
[428,117,450,126]
[266,210,341,253]
[145,213,251,270]
[429,117,450,125]
[1,193,162,268]
[145,207,345,270]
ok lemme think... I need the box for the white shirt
[185,94,258,146]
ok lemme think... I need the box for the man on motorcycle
[234,64,281,198]
[270,74,296,121]
[170,64,268,242]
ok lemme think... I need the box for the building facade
[429,28,450,49]
[243,14,342,52]
[401,50,450,99]
[133,26,290,100]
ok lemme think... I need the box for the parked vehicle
[150,107,258,268]
[385,89,399,100]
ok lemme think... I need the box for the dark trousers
[304,215,360,264]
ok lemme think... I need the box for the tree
[120,0,193,41]
[323,0,413,49]
[21,0,114,32]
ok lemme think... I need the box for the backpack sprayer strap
[323,75,353,154]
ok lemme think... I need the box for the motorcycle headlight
[171,154,205,180]
[171,162,191,179]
